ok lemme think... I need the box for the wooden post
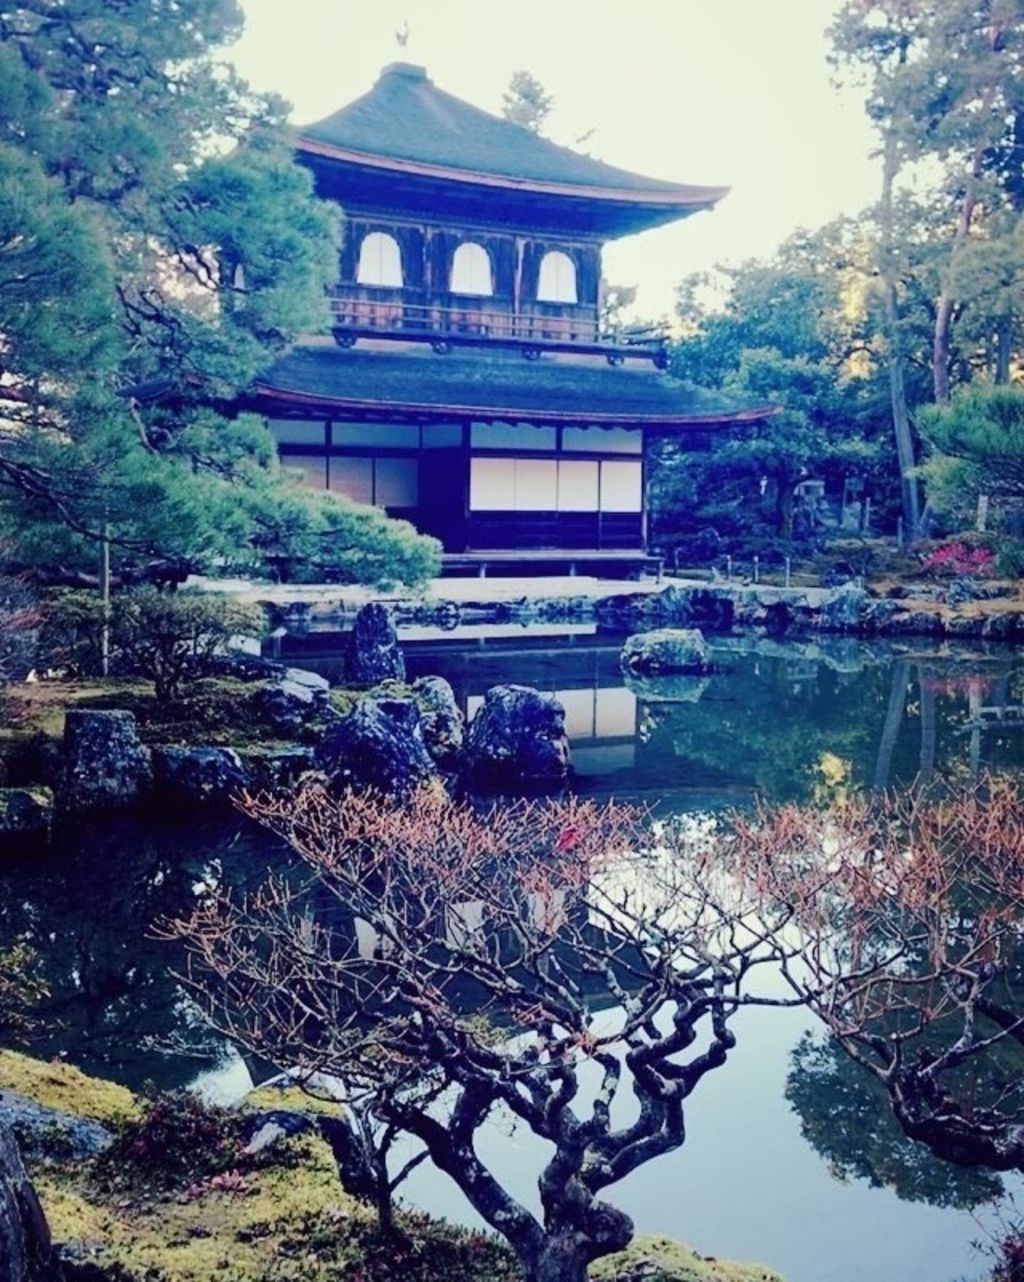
[99,518,111,678]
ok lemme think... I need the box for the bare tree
[169,786,794,1282]
[727,777,1024,1175]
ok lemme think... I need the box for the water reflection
[0,814,286,1092]
[393,628,1024,806]
[787,1032,1003,1210]
[4,629,1024,1282]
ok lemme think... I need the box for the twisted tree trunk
[932,21,1002,403]
[879,130,920,539]
[528,1202,633,1282]
[0,1123,50,1282]
[531,1233,592,1282]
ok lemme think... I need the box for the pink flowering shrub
[921,541,996,577]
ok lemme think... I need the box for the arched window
[450,242,493,296]
[537,250,577,303]
[356,232,403,287]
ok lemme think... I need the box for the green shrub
[110,589,263,702]
[0,944,48,1041]
[37,589,107,676]
[997,537,1024,578]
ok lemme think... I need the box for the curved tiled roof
[255,344,774,428]
[298,63,727,207]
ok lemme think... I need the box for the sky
[228,0,881,320]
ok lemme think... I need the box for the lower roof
[253,344,774,429]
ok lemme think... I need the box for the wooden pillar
[513,236,525,338]
[460,421,472,552]
[640,427,650,552]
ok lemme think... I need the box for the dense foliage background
[651,0,1024,563]
[0,1,439,588]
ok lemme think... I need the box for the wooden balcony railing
[328,285,668,367]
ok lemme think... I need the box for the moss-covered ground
[592,1237,786,1282]
[0,677,286,749]
[0,1048,141,1125]
[3,1054,789,1282]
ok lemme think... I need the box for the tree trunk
[317,1115,379,1206]
[873,660,910,793]
[775,479,794,540]
[0,1123,50,1282]
[932,293,957,404]
[879,130,920,539]
[932,25,1000,403]
[524,1192,633,1282]
[528,1233,591,1282]
[373,1152,394,1238]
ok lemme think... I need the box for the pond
[4,626,1024,1282]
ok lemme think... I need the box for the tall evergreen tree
[831,1,1024,400]
[0,2,439,586]
[662,221,899,546]
[501,70,554,134]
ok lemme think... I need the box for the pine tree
[501,70,554,134]
[0,3,439,587]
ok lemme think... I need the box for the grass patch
[0,1049,140,1126]
[244,1082,344,1118]
[593,1236,786,1282]
[0,677,296,753]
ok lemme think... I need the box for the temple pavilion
[254,62,773,574]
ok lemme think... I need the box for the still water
[4,626,1024,1282]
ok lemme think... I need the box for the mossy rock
[595,1236,787,1282]
[0,1050,141,1126]
[327,686,364,719]
[243,1082,343,1118]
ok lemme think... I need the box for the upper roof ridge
[297,64,727,207]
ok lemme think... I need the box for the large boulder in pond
[60,710,150,813]
[373,676,464,765]
[621,672,711,705]
[0,1122,51,1282]
[818,584,867,632]
[346,603,405,683]
[255,666,332,737]
[315,697,437,795]
[412,675,464,764]
[151,746,251,807]
[620,629,712,676]
[463,685,570,790]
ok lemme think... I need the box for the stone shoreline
[266,579,1024,644]
[4,580,1021,844]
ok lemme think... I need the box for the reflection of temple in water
[277,624,1024,803]
[284,621,642,778]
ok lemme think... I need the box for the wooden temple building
[255,62,773,575]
